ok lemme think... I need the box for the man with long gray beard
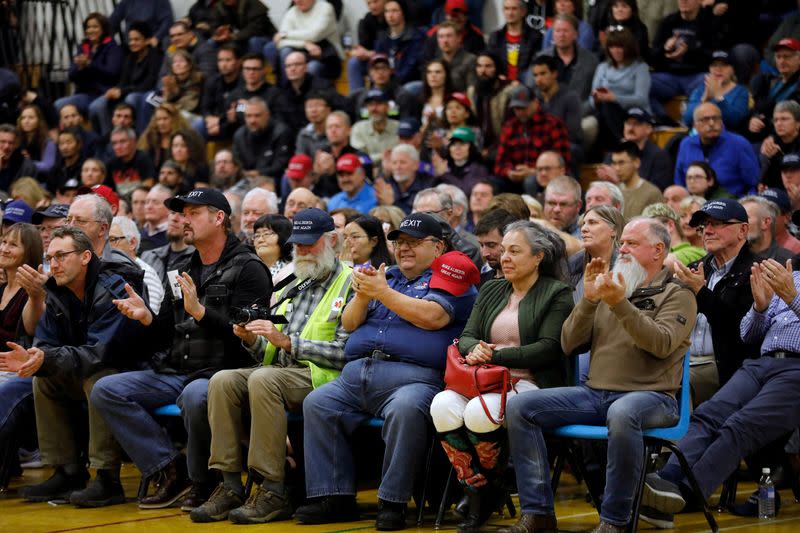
[189,208,353,524]
[499,217,698,533]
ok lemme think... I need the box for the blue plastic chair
[547,353,719,533]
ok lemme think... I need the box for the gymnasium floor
[1,465,799,532]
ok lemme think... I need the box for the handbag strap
[472,366,509,425]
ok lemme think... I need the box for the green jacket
[458,276,575,389]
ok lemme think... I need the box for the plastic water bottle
[758,467,775,519]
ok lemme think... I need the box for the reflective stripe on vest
[263,263,353,388]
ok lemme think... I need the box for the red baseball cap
[77,184,120,213]
[336,153,362,173]
[286,154,313,180]
[445,92,472,110]
[775,38,800,52]
[445,0,467,14]
[430,251,479,296]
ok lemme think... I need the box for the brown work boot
[180,479,218,511]
[497,513,558,533]
[138,457,191,509]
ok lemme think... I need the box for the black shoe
[639,505,674,529]
[138,457,191,509]
[69,470,126,508]
[180,480,218,512]
[294,495,359,524]
[376,499,406,531]
[731,489,782,517]
[642,472,686,514]
[19,466,88,502]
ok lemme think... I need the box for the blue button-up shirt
[690,256,735,357]
[344,266,477,370]
[327,182,378,214]
[740,272,800,354]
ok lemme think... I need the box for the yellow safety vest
[262,264,353,388]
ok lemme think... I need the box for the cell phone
[236,102,246,113]
[42,255,50,275]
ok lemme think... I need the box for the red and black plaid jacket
[494,112,572,179]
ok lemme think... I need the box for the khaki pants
[208,366,312,482]
[33,368,121,469]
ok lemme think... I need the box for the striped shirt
[740,272,800,354]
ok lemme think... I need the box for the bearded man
[499,217,698,533]
[467,51,515,159]
[189,208,353,524]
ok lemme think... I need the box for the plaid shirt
[494,111,572,179]
[740,272,800,354]
[246,261,353,371]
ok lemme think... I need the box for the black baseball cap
[508,85,533,109]
[710,50,731,64]
[32,203,69,225]
[398,118,421,138]
[759,188,791,213]
[364,88,388,103]
[689,199,748,227]
[165,188,231,215]
[625,107,654,125]
[286,208,336,245]
[781,153,800,170]
[387,212,444,240]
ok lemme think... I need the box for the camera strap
[270,274,319,312]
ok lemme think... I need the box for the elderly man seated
[642,257,800,528]
[499,217,698,533]
[294,212,478,531]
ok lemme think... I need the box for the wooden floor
[1,465,799,532]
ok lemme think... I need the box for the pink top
[490,292,534,382]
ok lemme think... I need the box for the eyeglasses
[696,220,742,233]
[607,25,625,33]
[343,233,368,242]
[109,236,127,244]
[253,230,276,241]
[44,249,82,263]
[392,237,438,249]
[65,216,102,227]
[696,115,722,124]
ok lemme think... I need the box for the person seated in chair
[430,221,573,533]
[642,256,800,528]
[498,217,698,533]
[294,213,478,531]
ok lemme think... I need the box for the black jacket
[148,234,272,378]
[690,245,761,384]
[232,120,293,179]
[118,46,163,96]
[487,23,542,81]
[34,255,147,378]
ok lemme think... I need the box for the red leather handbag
[444,340,515,424]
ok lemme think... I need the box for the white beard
[610,255,648,298]
[293,242,337,281]
[393,172,411,183]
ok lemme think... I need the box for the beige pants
[208,366,312,483]
[33,368,121,469]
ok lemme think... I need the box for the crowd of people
[1,0,800,532]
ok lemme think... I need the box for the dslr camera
[230,305,288,325]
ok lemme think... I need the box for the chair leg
[569,444,603,512]
[137,475,150,500]
[550,446,566,493]
[416,433,436,527]
[717,474,738,511]
[662,441,719,533]
[505,493,516,517]
[434,465,454,529]
[628,443,654,533]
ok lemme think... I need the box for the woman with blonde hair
[10,178,47,210]
[137,103,193,169]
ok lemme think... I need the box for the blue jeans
[54,93,92,114]
[91,370,212,482]
[303,358,442,503]
[660,357,800,499]
[506,385,678,527]
[0,376,33,450]
[263,42,325,86]
[649,72,705,119]
[348,56,368,93]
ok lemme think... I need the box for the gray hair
[740,195,778,236]
[243,187,279,214]
[75,193,113,226]
[545,175,582,204]
[436,183,469,225]
[587,180,624,211]
[247,96,269,113]
[413,188,453,212]
[111,126,136,140]
[391,143,419,163]
[327,110,351,127]
[504,220,569,282]
[112,215,141,252]
[628,216,672,251]
[775,100,800,121]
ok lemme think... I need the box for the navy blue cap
[165,188,231,215]
[759,188,791,213]
[387,212,444,241]
[286,208,335,245]
[710,50,731,64]
[781,153,800,170]
[32,203,69,225]
[398,118,421,138]
[2,200,33,224]
[625,107,654,124]
[689,199,748,227]
[364,88,388,103]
